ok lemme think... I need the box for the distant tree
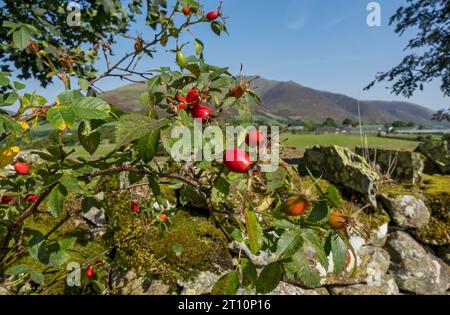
[392,120,408,128]
[433,107,450,122]
[342,118,354,126]
[406,121,415,127]
[303,120,316,131]
[365,0,450,98]
[322,117,337,128]
[418,124,426,130]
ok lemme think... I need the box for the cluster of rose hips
[1,161,39,205]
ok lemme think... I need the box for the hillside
[101,77,446,126]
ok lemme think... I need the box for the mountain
[101,77,446,126]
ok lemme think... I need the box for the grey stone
[355,147,424,184]
[302,145,380,204]
[237,281,329,295]
[330,275,399,295]
[82,206,106,227]
[110,269,170,295]
[380,194,430,229]
[416,141,450,175]
[385,231,450,294]
[178,271,224,295]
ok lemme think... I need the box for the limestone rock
[302,145,379,204]
[110,269,170,295]
[178,271,224,295]
[380,194,430,229]
[385,231,450,294]
[237,281,329,295]
[330,275,399,295]
[355,147,424,184]
[416,141,450,175]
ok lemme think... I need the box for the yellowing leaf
[0,145,20,167]
[18,121,30,130]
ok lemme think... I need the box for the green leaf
[307,201,329,223]
[73,97,110,120]
[5,264,33,275]
[115,113,162,148]
[0,76,10,87]
[56,90,84,106]
[301,229,328,271]
[13,27,31,50]
[211,271,240,295]
[59,174,81,194]
[137,129,160,163]
[244,205,263,255]
[240,258,257,289]
[185,64,201,77]
[78,121,100,155]
[278,232,303,259]
[265,167,287,192]
[78,78,89,91]
[46,106,76,130]
[147,75,161,91]
[331,234,347,274]
[194,38,204,56]
[30,271,45,284]
[325,184,342,207]
[172,244,184,256]
[13,81,26,90]
[283,251,321,288]
[47,184,67,217]
[2,21,19,29]
[255,262,282,294]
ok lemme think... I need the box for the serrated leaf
[115,113,162,148]
[56,90,84,106]
[283,251,321,288]
[278,232,303,259]
[46,106,75,130]
[137,129,160,163]
[194,38,204,56]
[331,234,347,274]
[5,264,33,275]
[59,174,81,194]
[73,97,110,119]
[211,271,239,295]
[244,205,263,255]
[78,78,89,91]
[78,121,100,155]
[301,229,328,271]
[307,201,329,223]
[47,184,67,217]
[13,27,30,50]
[241,258,257,289]
[325,184,342,207]
[30,271,45,284]
[255,262,282,294]
[265,167,287,192]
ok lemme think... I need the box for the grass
[282,133,420,154]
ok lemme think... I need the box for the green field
[282,133,420,154]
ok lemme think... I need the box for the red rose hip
[159,213,168,221]
[86,266,95,279]
[131,202,140,213]
[206,11,220,21]
[186,88,200,106]
[14,162,30,175]
[223,149,252,173]
[26,195,39,203]
[191,105,212,123]
[1,196,14,204]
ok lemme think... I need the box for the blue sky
[17,0,449,111]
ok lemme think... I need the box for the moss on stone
[412,174,450,245]
[104,191,232,284]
